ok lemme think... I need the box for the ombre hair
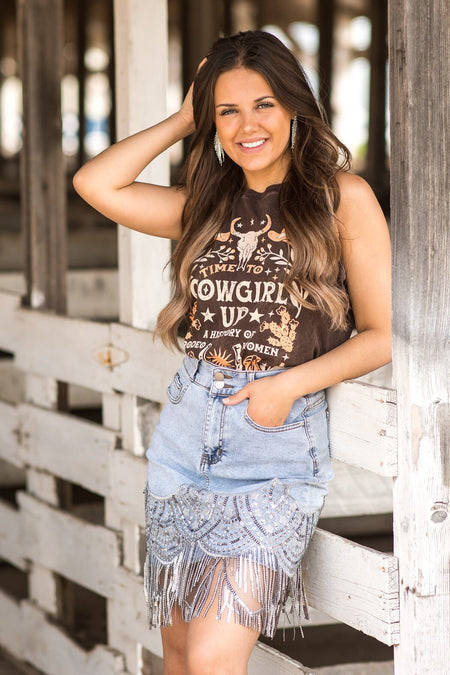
[156,30,351,349]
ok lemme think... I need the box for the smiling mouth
[239,139,267,149]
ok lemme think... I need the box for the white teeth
[241,139,265,148]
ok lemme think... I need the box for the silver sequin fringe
[143,479,321,639]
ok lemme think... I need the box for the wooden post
[366,0,388,209]
[17,0,67,314]
[318,0,335,124]
[108,1,171,671]
[16,0,72,631]
[389,0,450,672]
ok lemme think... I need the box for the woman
[74,30,391,675]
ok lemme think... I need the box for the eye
[219,108,237,116]
[257,101,275,109]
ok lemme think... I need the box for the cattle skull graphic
[216,214,287,271]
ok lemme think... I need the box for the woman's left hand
[223,376,296,428]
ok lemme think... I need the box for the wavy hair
[156,30,351,349]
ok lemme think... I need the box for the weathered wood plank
[111,450,146,527]
[322,461,393,519]
[389,0,450,671]
[0,400,22,468]
[22,601,127,675]
[17,0,67,314]
[0,291,21,353]
[114,0,171,330]
[0,269,119,319]
[0,499,25,570]
[110,322,182,403]
[13,308,113,393]
[327,381,397,476]
[20,404,118,497]
[17,491,121,598]
[2,296,398,477]
[249,641,314,674]
[314,662,394,675]
[0,589,23,662]
[303,528,399,645]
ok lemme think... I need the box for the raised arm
[72,87,195,240]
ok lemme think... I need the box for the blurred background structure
[0,1,448,674]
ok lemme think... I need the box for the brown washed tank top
[184,183,354,371]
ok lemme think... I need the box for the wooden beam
[18,490,121,598]
[366,0,388,208]
[16,0,67,314]
[318,0,335,124]
[389,0,450,671]
[303,528,399,645]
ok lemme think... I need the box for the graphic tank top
[184,183,353,370]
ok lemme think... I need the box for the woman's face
[214,67,292,191]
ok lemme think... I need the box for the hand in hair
[179,57,208,135]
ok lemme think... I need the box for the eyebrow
[215,95,276,108]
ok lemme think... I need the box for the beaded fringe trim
[143,480,321,638]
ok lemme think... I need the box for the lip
[237,138,269,151]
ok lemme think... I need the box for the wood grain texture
[22,601,127,675]
[17,491,121,598]
[303,528,399,645]
[389,0,450,671]
[17,0,67,314]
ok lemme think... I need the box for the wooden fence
[0,287,399,674]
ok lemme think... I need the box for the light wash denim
[145,356,334,512]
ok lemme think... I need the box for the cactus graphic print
[185,183,353,370]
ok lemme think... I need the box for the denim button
[215,380,224,389]
[214,372,224,381]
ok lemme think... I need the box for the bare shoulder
[335,171,386,238]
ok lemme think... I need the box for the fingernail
[223,397,230,403]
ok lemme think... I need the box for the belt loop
[184,355,201,382]
[191,357,202,381]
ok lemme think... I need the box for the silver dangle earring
[291,116,298,150]
[214,130,225,166]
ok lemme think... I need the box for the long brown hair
[156,30,351,350]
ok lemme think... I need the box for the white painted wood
[114,0,171,330]
[0,457,25,486]
[0,589,23,661]
[249,641,314,674]
[0,290,20,353]
[0,400,22,467]
[0,359,24,404]
[111,451,147,527]
[0,499,25,570]
[13,308,113,393]
[112,0,172,667]
[20,403,118,497]
[313,662,394,674]
[110,322,182,403]
[18,491,121,598]
[22,600,128,675]
[28,561,60,615]
[26,467,59,507]
[303,528,399,645]
[0,269,119,319]
[112,567,164,658]
[389,1,450,672]
[321,460,393,518]
[327,381,397,476]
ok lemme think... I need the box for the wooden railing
[0,288,398,674]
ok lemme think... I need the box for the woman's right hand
[177,57,207,136]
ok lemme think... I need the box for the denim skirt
[143,356,334,638]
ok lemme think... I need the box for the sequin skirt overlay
[143,357,334,638]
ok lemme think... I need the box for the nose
[240,109,258,133]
